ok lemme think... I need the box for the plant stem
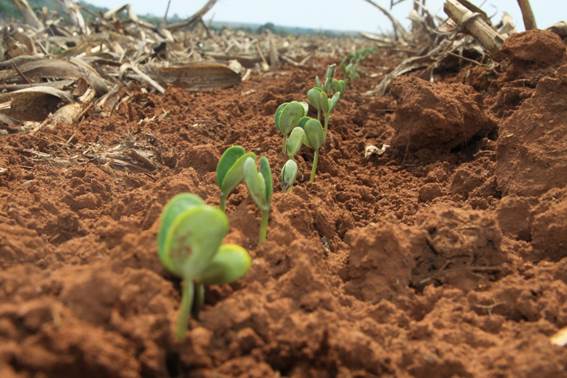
[310,150,319,183]
[323,112,329,139]
[282,135,288,155]
[259,209,269,243]
[192,283,205,318]
[175,279,194,342]
[220,195,226,212]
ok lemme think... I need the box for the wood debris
[1,1,369,131]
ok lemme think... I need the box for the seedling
[298,117,325,182]
[308,65,344,138]
[243,156,272,243]
[216,145,256,211]
[307,87,340,138]
[275,101,308,154]
[281,159,298,192]
[315,64,346,99]
[157,193,251,341]
[340,47,375,82]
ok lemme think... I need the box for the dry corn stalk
[444,0,504,56]
[516,0,537,30]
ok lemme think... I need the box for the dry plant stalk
[11,0,43,29]
[59,0,89,34]
[516,0,537,30]
[444,0,504,56]
[362,0,409,42]
[166,0,219,32]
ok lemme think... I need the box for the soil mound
[502,30,565,66]
[496,65,567,196]
[390,76,495,152]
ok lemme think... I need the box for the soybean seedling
[315,64,346,99]
[275,101,308,155]
[340,47,376,82]
[243,156,272,243]
[298,117,325,182]
[216,145,256,211]
[307,87,340,139]
[308,65,344,138]
[280,127,304,192]
[281,159,298,192]
[158,193,251,341]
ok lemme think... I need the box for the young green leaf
[307,87,329,114]
[297,116,313,148]
[315,75,322,88]
[274,102,288,133]
[324,65,337,93]
[307,87,322,112]
[162,205,229,279]
[158,193,205,274]
[329,92,341,113]
[243,156,272,243]
[243,157,267,210]
[278,101,307,136]
[259,156,273,206]
[281,159,298,191]
[303,118,325,150]
[195,244,251,285]
[333,79,346,96]
[216,145,246,187]
[286,127,305,158]
[219,151,256,209]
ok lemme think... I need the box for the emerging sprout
[281,159,298,192]
[158,193,251,341]
[315,64,345,99]
[275,101,308,154]
[285,126,306,159]
[299,117,325,182]
[216,145,256,211]
[307,86,341,138]
[243,156,272,243]
[340,47,376,82]
[343,62,359,81]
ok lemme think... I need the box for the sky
[87,0,561,33]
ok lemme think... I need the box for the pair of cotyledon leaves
[216,146,272,213]
[275,102,325,155]
[287,117,325,152]
[274,101,308,138]
[157,193,251,285]
[307,86,341,115]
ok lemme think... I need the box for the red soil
[1,30,567,377]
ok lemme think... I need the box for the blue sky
[88,0,560,33]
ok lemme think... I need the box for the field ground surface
[1,29,567,377]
